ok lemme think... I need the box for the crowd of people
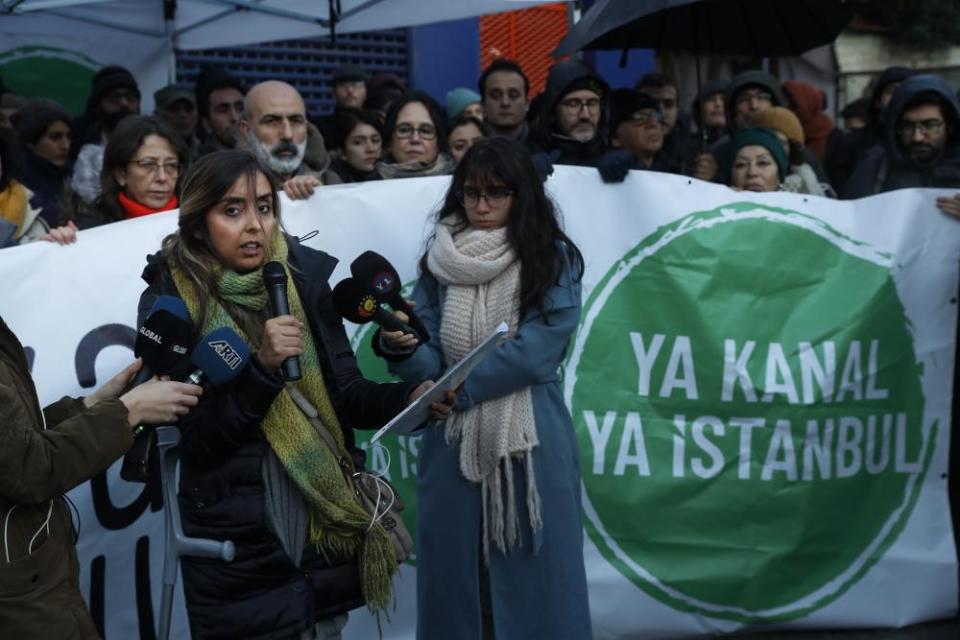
[3,57,960,248]
[2,54,960,640]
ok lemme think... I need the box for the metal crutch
[155,426,235,640]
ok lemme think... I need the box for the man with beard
[843,74,960,205]
[238,81,340,200]
[531,59,608,165]
[195,66,245,157]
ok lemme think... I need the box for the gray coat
[389,257,592,640]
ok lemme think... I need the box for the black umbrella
[553,0,853,150]
[554,0,854,58]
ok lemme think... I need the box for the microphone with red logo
[349,251,429,343]
[332,277,419,336]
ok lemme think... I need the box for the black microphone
[262,261,301,381]
[332,277,418,335]
[121,327,250,484]
[350,251,430,343]
[131,295,193,388]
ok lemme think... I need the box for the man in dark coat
[609,89,673,173]
[843,74,960,199]
[826,67,915,194]
[195,66,245,157]
[530,59,610,166]
[636,72,697,175]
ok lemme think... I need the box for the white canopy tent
[1,0,569,50]
[0,0,569,110]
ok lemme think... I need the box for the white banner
[0,167,956,638]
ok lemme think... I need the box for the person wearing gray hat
[154,83,199,159]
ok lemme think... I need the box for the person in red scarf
[783,80,839,163]
[62,116,186,229]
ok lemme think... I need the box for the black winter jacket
[138,236,413,640]
[843,75,960,199]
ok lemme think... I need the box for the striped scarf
[169,233,396,611]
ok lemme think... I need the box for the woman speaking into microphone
[138,149,440,640]
[380,137,592,639]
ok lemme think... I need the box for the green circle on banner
[567,202,933,621]
[350,284,421,566]
[0,46,98,115]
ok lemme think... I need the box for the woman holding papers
[381,137,592,639]
[138,150,441,640]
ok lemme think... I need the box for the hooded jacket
[843,74,960,199]
[530,60,610,166]
[0,316,131,639]
[827,67,915,193]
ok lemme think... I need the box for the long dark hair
[420,137,583,319]
[162,149,281,344]
[96,115,188,222]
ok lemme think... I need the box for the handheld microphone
[132,295,193,387]
[121,327,249,484]
[187,327,252,386]
[350,251,430,343]
[332,277,417,335]
[263,261,301,381]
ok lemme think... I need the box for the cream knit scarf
[426,216,542,561]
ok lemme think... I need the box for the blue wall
[408,18,482,108]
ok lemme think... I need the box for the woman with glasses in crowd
[378,91,455,179]
[378,137,592,639]
[63,116,186,229]
[329,109,384,183]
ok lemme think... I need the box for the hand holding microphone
[263,262,302,381]
[350,251,430,344]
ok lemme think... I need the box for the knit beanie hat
[727,70,784,110]
[91,65,139,101]
[12,98,73,145]
[332,64,367,85]
[445,87,482,119]
[560,75,607,102]
[749,106,805,145]
[724,127,789,182]
[609,89,660,131]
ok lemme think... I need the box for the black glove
[596,150,636,184]
[531,150,561,182]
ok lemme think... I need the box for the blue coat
[389,254,592,640]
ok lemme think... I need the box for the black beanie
[91,65,139,102]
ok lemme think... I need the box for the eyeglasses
[735,90,773,106]
[130,159,180,176]
[560,97,602,115]
[896,118,945,137]
[395,123,437,140]
[629,110,663,125]
[458,186,514,208]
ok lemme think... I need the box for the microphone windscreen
[136,295,193,373]
[192,327,251,386]
[263,261,288,288]
[350,251,401,302]
[332,277,380,325]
